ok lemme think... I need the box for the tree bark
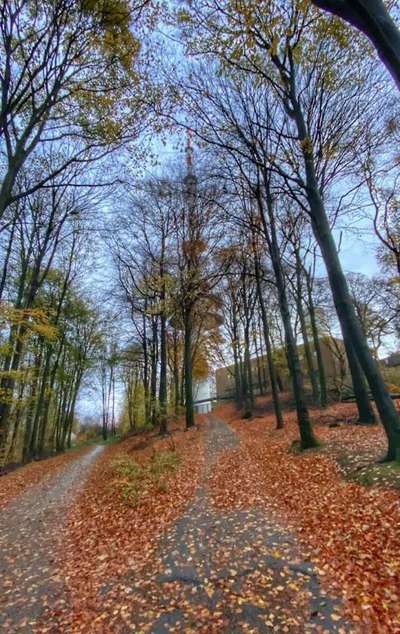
[231,308,243,407]
[304,270,328,408]
[252,240,284,428]
[291,94,399,459]
[159,310,168,435]
[294,250,320,403]
[183,308,195,428]
[312,0,400,89]
[343,335,376,423]
[257,183,318,448]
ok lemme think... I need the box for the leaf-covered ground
[45,414,356,633]
[0,446,103,632]
[43,419,205,632]
[211,398,400,632]
[1,399,399,632]
[96,416,352,633]
[0,445,92,509]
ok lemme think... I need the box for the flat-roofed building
[215,337,349,401]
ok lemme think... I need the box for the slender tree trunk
[159,239,168,435]
[231,309,243,407]
[0,324,28,449]
[294,250,319,403]
[66,373,81,448]
[111,372,116,436]
[0,217,17,301]
[150,316,158,426]
[59,382,74,452]
[305,270,328,407]
[159,311,168,434]
[258,314,269,392]
[101,366,108,441]
[172,328,180,414]
[292,96,399,458]
[343,335,376,423]
[253,328,264,395]
[142,311,150,425]
[6,382,26,463]
[180,366,185,407]
[242,321,253,418]
[33,345,53,457]
[254,270,284,428]
[183,307,195,428]
[56,382,70,452]
[251,228,284,426]
[257,183,318,448]
[38,337,65,455]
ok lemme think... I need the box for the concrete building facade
[215,337,349,401]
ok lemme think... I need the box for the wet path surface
[0,446,103,632]
[124,417,352,633]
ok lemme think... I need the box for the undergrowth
[111,450,181,505]
[349,461,400,489]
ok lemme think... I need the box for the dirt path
[121,417,353,632]
[0,446,103,632]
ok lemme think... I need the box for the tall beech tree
[170,167,225,429]
[0,0,153,226]
[311,0,400,89]
[178,0,400,459]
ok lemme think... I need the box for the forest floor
[0,444,95,509]
[0,397,399,632]
[0,445,103,631]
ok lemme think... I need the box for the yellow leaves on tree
[193,347,209,380]
[81,0,141,67]
[0,303,58,342]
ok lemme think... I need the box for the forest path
[0,445,103,632]
[123,416,352,633]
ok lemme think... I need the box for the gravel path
[124,417,353,633]
[0,446,103,632]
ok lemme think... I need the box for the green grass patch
[350,461,400,489]
[111,450,181,505]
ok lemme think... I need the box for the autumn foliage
[0,446,91,509]
[44,420,204,631]
[25,400,398,632]
[210,400,400,632]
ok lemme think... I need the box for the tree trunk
[231,309,243,407]
[242,321,253,418]
[343,335,376,423]
[312,0,400,90]
[305,270,328,407]
[0,323,29,453]
[253,244,283,428]
[257,183,318,448]
[253,328,264,395]
[183,308,195,428]
[142,310,150,425]
[292,96,399,459]
[172,328,180,415]
[294,250,319,403]
[159,311,168,435]
[0,217,17,301]
[150,316,158,427]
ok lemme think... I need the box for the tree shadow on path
[117,417,354,633]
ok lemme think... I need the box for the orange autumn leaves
[46,421,204,632]
[17,399,400,632]
[0,445,91,509]
[211,401,400,632]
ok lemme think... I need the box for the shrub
[111,450,181,506]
